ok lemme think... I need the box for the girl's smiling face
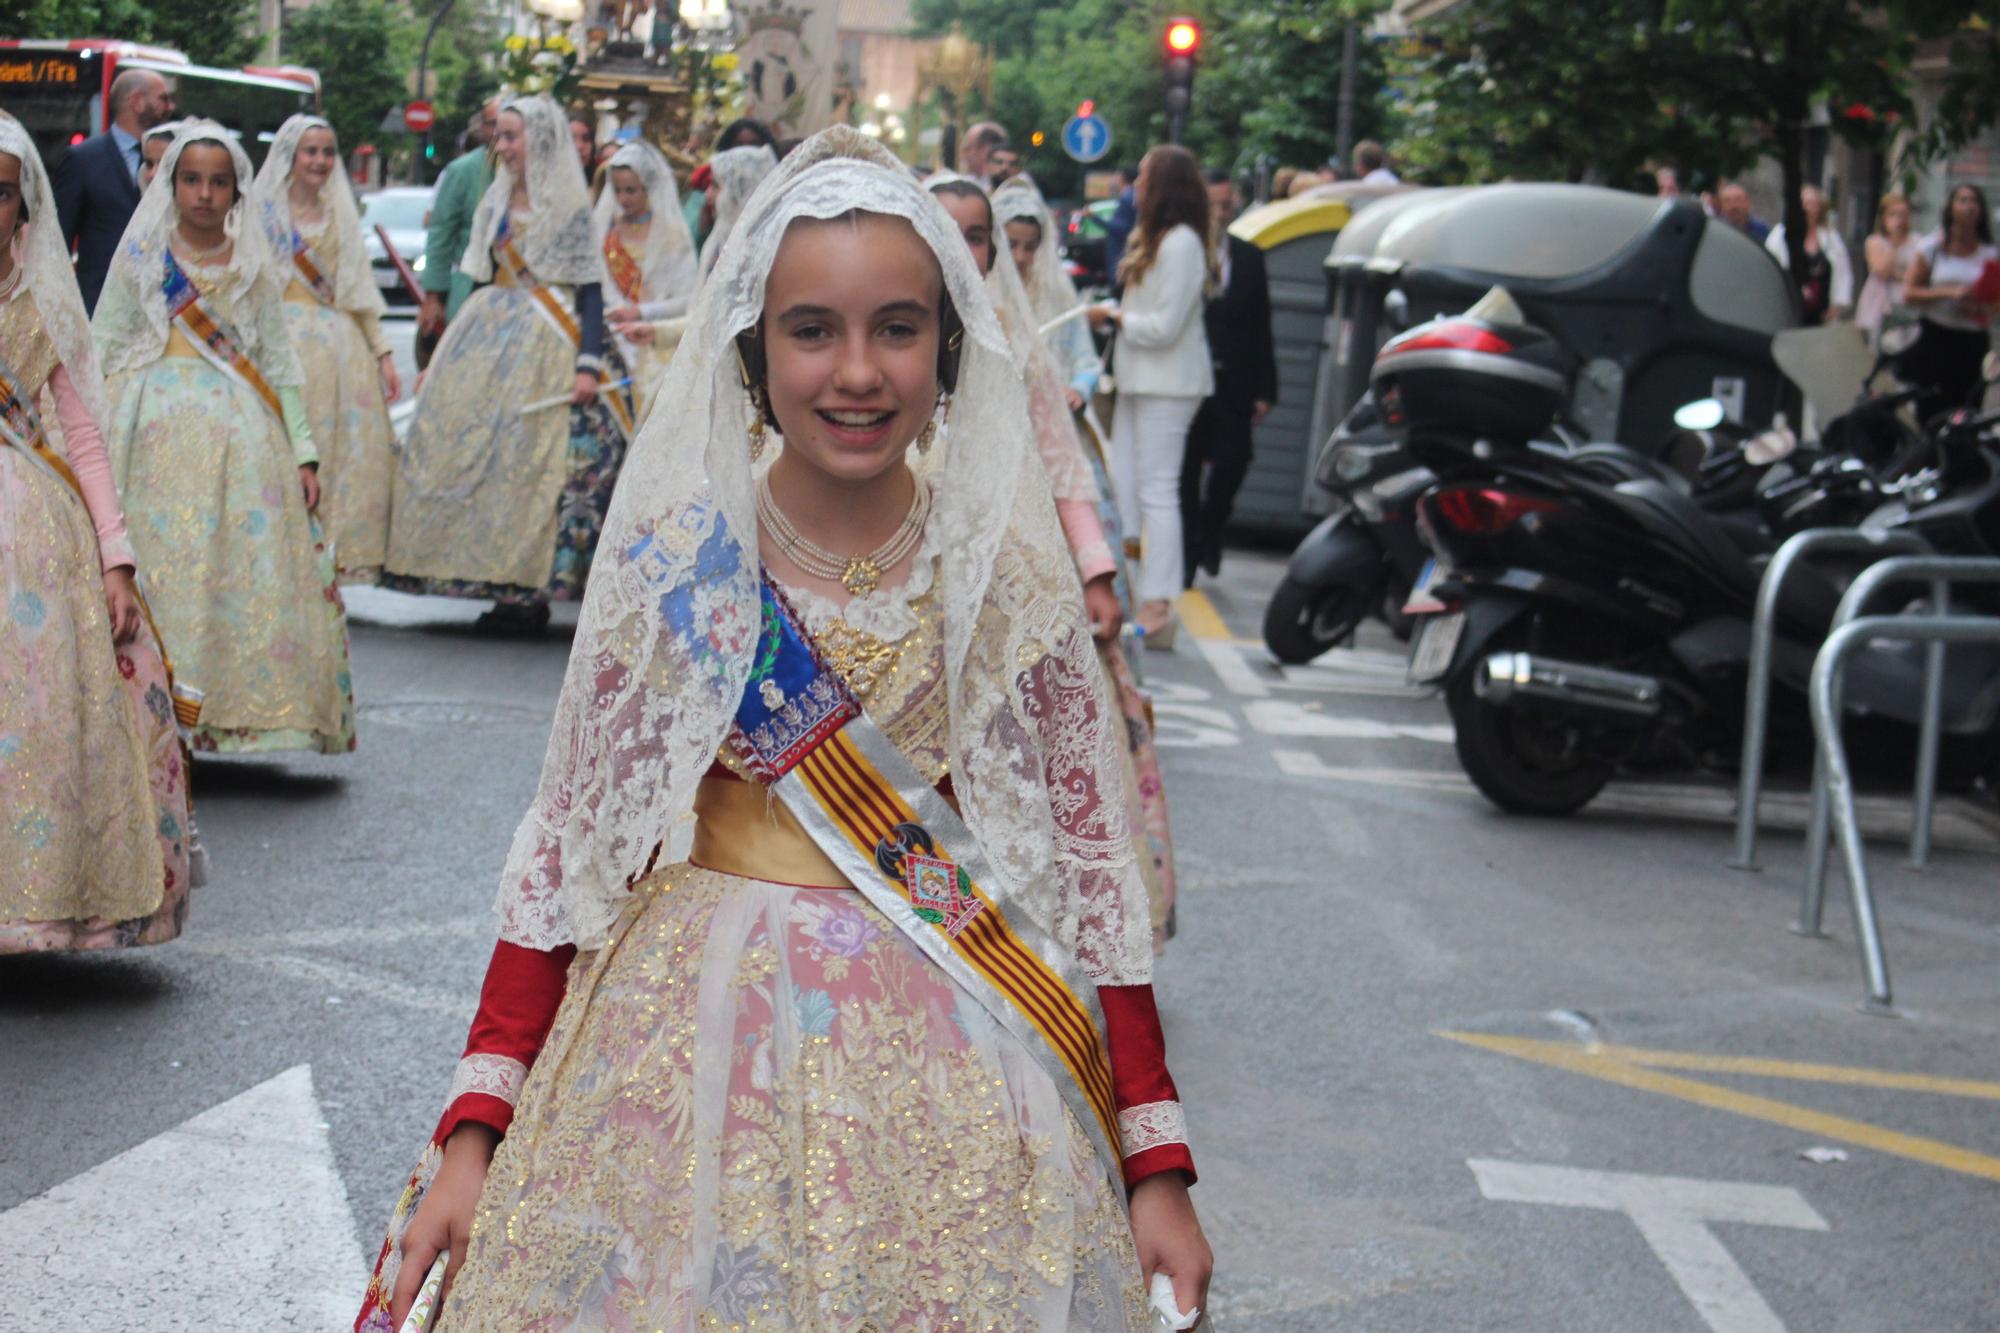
[758,211,944,486]
[293,125,338,192]
[495,110,526,177]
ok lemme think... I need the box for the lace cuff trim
[1118,1099,1188,1157]
[446,1053,528,1111]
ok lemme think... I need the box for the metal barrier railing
[1809,612,2000,1012]
[1730,528,1930,871]
[1796,556,2000,942]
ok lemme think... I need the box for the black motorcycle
[1388,315,2000,815]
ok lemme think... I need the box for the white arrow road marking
[1468,1159,1828,1333]
[0,1065,365,1331]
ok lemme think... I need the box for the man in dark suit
[1181,169,1277,583]
[54,67,175,313]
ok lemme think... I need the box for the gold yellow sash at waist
[690,774,853,889]
[163,326,203,359]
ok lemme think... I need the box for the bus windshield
[1,47,315,176]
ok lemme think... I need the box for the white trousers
[1110,391,1203,604]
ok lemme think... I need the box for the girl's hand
[1065,386,1086,412]
[299,465,320,512]
[624,323,656,345]
[1129,1172,1212,1317]
[379,352,402,404]
[570,370,600,406]
[102,566,142,645]
[1084,573,1122,642]
[609,303,643,326]
[388,1124,498,1327]
[1086,304,1119,332]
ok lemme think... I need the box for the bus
[0,39,318,173]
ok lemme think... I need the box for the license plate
[1403,559,1448,615]
[1408,611,1465,684]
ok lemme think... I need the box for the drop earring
[749,396,770,462]
[919,392,950,457]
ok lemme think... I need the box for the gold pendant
[841,558,882,596]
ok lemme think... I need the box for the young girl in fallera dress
[381,95,633,636]
[250,114,401,585]
[356,127,1209,1332]
[0,113,195,952]
[931,171,1183,951]
[92,120,355,756]
[594,140,697,418]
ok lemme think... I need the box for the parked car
[360,186,433,307]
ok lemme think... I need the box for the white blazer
[1115,223,1213,398]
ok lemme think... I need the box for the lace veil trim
[492,127,1153,988]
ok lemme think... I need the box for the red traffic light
[1165,19,1200,54]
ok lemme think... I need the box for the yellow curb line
[1592,1042,2000,1100]
[1176,588,1233,642]
[1438,1031,2000,1184]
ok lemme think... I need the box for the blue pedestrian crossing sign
[1061,113,1113,164]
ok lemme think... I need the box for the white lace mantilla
[447,1053,529,1110]
[491,128,1156,994]
[1118,1099,1187,1157]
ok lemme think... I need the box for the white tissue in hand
[1148,1272,1200,1329]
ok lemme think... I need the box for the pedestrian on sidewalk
[1856,191,1918,346]
[1765,184,1854,324]
[92,121,355,755]
[1090,144,1214,648]
[1902,183,1998,419]
[1716,180,1770,243]
[1180,168,1276,586]
[0,112,195,954]
[356,125,1208,1332]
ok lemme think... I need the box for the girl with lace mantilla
[0,115,195,953]
[931,171,1182,952]
[382,96,634,636]
[250,115,401,584]
[93,121,355,756]
[595,140,696,418]
[356,127,1209,1333]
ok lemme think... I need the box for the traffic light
[1163,17,1200,144]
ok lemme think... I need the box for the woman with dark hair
[1903,183,1998,418]
[1089,144,1212,647]
[713,116,777,154]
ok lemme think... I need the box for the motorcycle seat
[1612,478,1766,593]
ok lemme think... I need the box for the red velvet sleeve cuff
[432,940,575,1144]
[1099,982,1195,1187]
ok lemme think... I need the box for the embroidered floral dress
[356,530,1192,1332]
[99,253,356,754]
[282,219,395,583]
[381,206,629,604]
[1,279,194,952]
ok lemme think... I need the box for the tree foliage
[281,0,412,156]
[1392,0,1999,302]
[14,0,261,65]
[913,0,1392,200]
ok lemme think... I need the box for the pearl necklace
[757,474,931,596]
[173,226,231,263]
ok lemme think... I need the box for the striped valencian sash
[287,228,339,305]
[602,228,643,305]
[498,219,635,439]
[727,577,1124,1182]
[162,252,285,424]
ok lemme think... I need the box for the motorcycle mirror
[1984,350,1999,384]
[1383,289,1411,332]
[1879,323,1920,356]
[1673,398,1727,431]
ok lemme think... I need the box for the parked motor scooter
[1262,391,1435,663]
[1393,315,2000,815]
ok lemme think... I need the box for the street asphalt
[3,314,1997,1330]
